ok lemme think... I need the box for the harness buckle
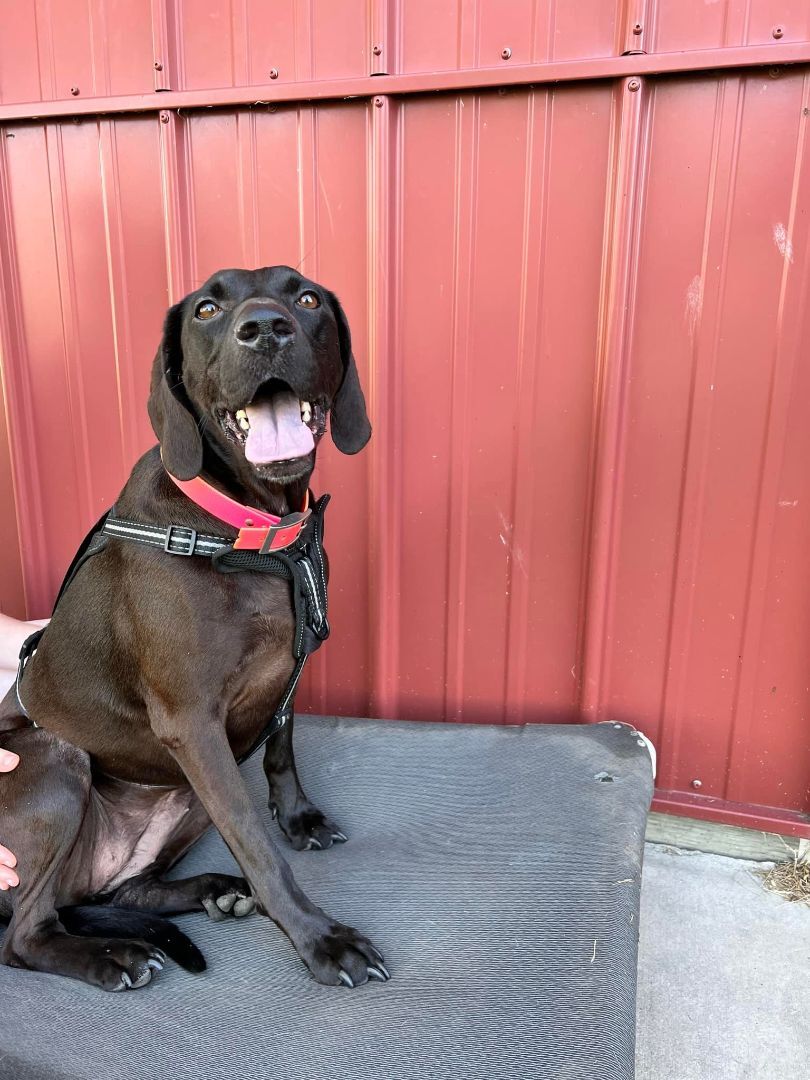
[164,525,197,556]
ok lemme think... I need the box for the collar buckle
[234,509,312,553]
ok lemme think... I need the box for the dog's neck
[199,443,312,518]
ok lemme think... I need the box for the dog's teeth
[235,409,250,433]
[300,401,312,423]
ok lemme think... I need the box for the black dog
[0,266,389,991]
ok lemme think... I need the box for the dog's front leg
[264,710,348,851]
[150,707,389,988]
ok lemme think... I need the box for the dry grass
[757,852,810,906]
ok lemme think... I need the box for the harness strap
[212,494,330,660]
[15,629,43,721]
[213,493,331,764]
[101,517,231,557]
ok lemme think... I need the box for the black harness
[15,495,331,765]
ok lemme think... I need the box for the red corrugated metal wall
[1,2,809,836]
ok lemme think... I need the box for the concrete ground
[636,844,809,1080]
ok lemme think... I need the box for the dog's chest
[204,574,296,748]
[225,620,296,739]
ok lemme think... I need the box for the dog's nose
[234,304,295,348]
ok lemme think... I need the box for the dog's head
[148,267,371,485]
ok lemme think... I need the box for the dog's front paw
[295,917,390,987]
[270,799,348,852]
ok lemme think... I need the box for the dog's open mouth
[219,382,326,467]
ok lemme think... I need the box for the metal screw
[501,47,512,60]
[372,44,382,56]
[70,86,80,96]
[632,22,643,35]
[154,60,163,71]
[628,78,640,92]
[373,96,384,107]
[269,68,279,79]
[769,66,782,79]
[691,779,702,789]
[772,26,784,39]
[613,724,623,730]
[159,110,170,124]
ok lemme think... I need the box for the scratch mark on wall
[773,222,794,263]
[685,274,703,340]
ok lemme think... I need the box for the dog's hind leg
[263,707,348,852]
[0,727,168,991]
[103,800,256,921]
[108,872,256,921]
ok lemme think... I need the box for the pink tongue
[244,392,315,464]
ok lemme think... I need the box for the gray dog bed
[0,717,653,1080]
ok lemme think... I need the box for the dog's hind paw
[115,953,165,991]
[194,874,255,922]
[90,940,167,992]
[202,892,255,922]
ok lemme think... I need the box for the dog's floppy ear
[329,295,371,455]
[147,301,203,480]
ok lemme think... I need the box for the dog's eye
[195,300,221,320]
[296,292,320,310]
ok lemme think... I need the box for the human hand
[0,746,20,889]
[0,613,47,889]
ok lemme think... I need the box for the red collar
[166,471,311,553]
